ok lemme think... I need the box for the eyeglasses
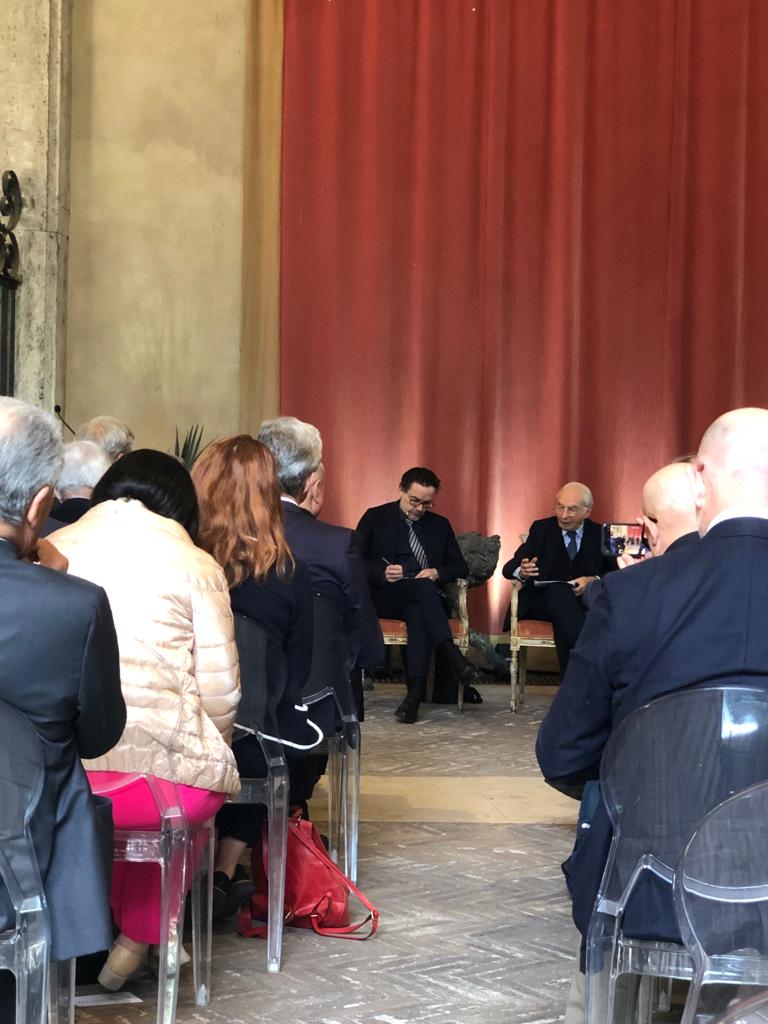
[556,504,587,515]
[407,494,435,509]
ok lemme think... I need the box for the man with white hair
[49,439,111,526]
[502,481,616,673]
[74,414,134,462]
[0,398,124,1001]
[536,408,768,1017]
[258,415,384,713]
[640,461,699,557]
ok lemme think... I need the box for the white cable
[236,704,325,751]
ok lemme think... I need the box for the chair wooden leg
[510,646,519,712]
[519,649,528,707]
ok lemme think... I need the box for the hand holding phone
[601,523,650,559]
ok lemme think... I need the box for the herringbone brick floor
[78,683,580,1024]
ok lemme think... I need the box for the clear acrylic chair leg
[49,958,76,1024]
[326,738,343,867]
[156,829,187,1024]
[190,822,214,1006]
[16,935,48,1024]
[344,724,361,884]
[266,766,289,973]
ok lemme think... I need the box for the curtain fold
[280,0,768,630]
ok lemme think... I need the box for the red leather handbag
[240,811,379,939]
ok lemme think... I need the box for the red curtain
[280,0,768,631]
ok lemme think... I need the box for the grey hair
[0,398,64,525]
[57,440,111,497]
[74,415,134,462]
[257,416,323,499]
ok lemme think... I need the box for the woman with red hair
[192,435,319,916]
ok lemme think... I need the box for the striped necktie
[566,530,578,561]
[407,520,430,570]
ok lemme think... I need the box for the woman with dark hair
[49,449,241,989]
[192,435,319,916]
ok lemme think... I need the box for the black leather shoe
[462,684,483,705]
[440,642,479,684]
[394,696,420,724]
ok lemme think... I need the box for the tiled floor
[78,683,581,1024]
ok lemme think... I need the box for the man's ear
[686,462,706,513]
[26,485,54,532]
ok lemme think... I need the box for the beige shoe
[148,943,191,972]
[98,939,148,991]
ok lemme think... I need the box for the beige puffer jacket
[50,499,240,795]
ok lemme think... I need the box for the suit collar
[705,517,768,542]
[666,531,699,553]
[282,500,312,520]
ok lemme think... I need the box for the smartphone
[601,522,650,558]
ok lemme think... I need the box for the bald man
[537,407,768,998]
[502,482,617,672]
[640,462,699,557]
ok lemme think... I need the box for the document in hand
[532,580,577,588]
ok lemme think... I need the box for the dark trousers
[372,579,452,679]
[519,584,586,675]
[217,736,327,844]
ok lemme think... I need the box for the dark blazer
[0,538,125,960]
[502,516,616,582]
[281,500,384,671]
[356,501,469,588]
[230,559,318,748]
[50,496,91,526]
[536,518,768,956]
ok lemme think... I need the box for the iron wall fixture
[0,170,23,396]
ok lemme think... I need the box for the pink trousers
[88,772,226,945]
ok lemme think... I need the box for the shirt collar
[561,523,584,540]
[707,505,768,534]
[280,495,299,507]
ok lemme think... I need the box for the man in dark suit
[356,467,475,723]
[260,417,385,719]
[0,398,125,1014]
[536,409,768,1019]
[502,481,616,672]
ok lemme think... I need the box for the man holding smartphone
[502,481,616,673]
[357,467,476,723]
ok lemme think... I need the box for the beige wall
[66,0,249,449]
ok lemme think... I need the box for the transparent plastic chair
[586,685,768,1024]
[302,594,361,884]
[230,614,293,973]
[86,770,215,1023]
[0,699,51,1024]
[86,639,218,1023]
[676,781,768,1024]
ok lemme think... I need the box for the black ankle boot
[438,640,478,684]
[395,678,423,723]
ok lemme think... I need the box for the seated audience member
[536,408,768,1021]
[50,450,240,990]
[0,398,125,1014]
[74,414,134,462]
[502,482,616,673]
[258,416,385,713]
[640,461,700,556]
[192,436,320,918]
[50,440,111,525]
[356,467,476,724]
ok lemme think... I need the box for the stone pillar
[2,0,71,407]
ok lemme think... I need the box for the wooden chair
[508,580,556,712]
[377,579,471,711]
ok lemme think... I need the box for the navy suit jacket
[356,501,469,589]
[0,539,125,960]
[281,500,385,671]
[502,516,615,581]
[536,518,768,957]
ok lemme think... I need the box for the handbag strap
[290,822,380,939]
